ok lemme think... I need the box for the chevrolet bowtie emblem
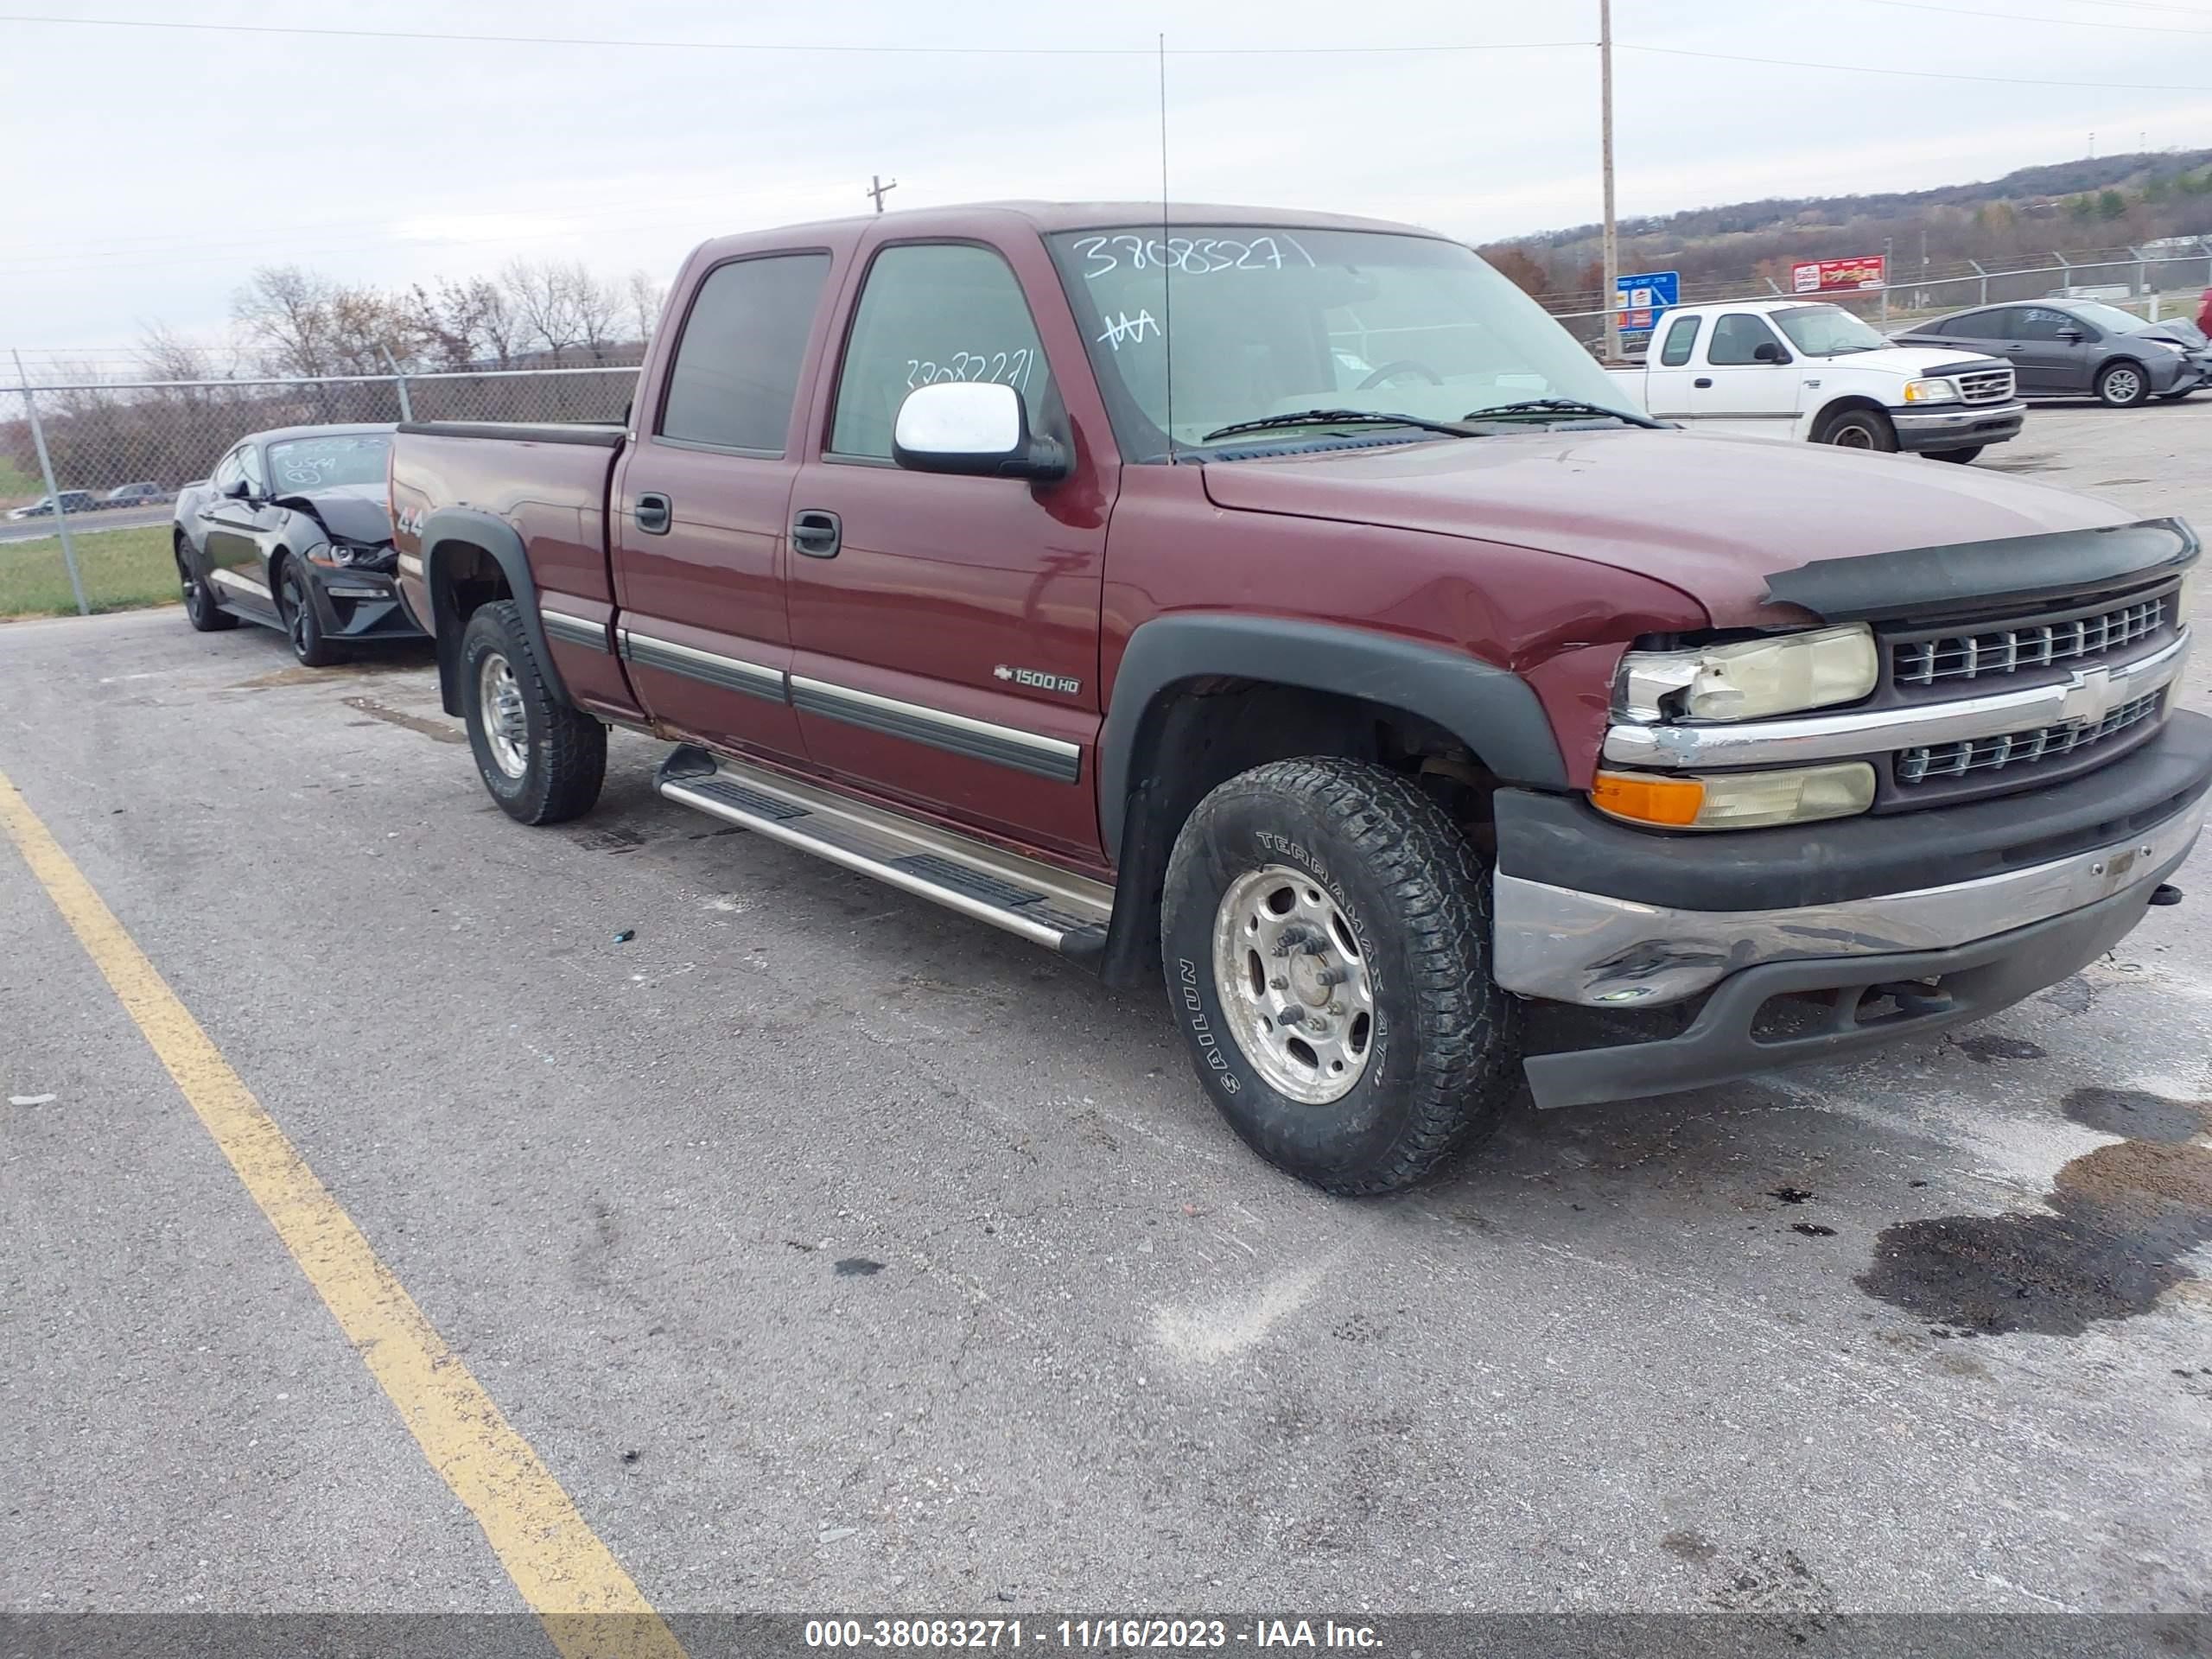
[2059,663,2119,727]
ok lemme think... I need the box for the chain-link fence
[2,364,639,619]
[1542,241,2212,352]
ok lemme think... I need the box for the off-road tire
[459,600,606,825]
[276,560,343,668]
[1815,408,1897,452]
[1928,446,1983,464]
[2097,361,2150,408]
[1160,757,1521,1195]
[175,537,238,632]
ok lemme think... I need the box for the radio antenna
[1157,30,1177,461]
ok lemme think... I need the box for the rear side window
[1707,313,1782,365]
[658,252,831,454]
[1658,314,1700,366]
[830,244,1052,461]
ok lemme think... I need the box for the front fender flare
[419,506,570,715]
[1096,613,1567,853]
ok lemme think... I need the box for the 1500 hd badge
[994,664,1082,695]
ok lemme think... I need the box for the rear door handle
[634,492,671,535]
[1694,377,1713,389]
[791,508,842,559]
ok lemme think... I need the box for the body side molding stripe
[618,628,786,702]
[540,606,612,653]
[788,675,1083,784]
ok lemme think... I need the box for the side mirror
[2057,327,2085,343]
[893,381,1068,482]
[221,476,252,500]
[1752,340,1791,365]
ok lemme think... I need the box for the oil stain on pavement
[1856,1088,2212,1337]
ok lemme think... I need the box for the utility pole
[1599,0,1618,362]
[867,175,898,214]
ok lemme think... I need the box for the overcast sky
[2,0,2208,367]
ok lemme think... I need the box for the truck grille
[1891,593,2169,687]
[1958,368,2015,404]
[1894,691,2164,785]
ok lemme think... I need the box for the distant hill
[1481,149,2212,303]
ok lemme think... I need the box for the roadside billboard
[1792,256,1886,295]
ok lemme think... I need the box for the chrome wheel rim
[1832,423,1873,449]
[477,652,529,778]
[1211,864,1376,1105]
[2105,368,2141,404]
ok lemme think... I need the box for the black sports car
[171,423,424,666]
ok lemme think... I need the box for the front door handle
[1694,377,1713,389]
[634,492,672,535]
[791,508,842,559]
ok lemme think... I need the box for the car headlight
[1592,763,1877,830]
[1617,624,1878,722]
[1902,378,1960,404]
[2145,338,2185,353]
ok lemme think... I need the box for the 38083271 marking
[803,1618,1382,1649]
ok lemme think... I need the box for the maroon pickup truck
[390,201,2208,1194]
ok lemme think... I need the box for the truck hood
[1806,344,2005,379]
[1197,429,2133,624]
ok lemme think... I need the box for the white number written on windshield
[1071,234,1317,279]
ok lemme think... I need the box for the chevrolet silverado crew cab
[1611,298,2027,462]
[389,202,2207,1195]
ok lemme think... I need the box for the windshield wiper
[1200,408,1476,443]
[1460,397,1664,429]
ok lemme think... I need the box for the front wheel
[2097,362,2150,408]
[276,561,342,667]
[459,600,607,825]
[1815,409,1897,452]
[1160,757,1521,1195]
[1928,446,1983,464]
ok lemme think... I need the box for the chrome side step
[654,746,1114,955]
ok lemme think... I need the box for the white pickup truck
[1610,298,2027,462]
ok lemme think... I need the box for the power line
[1618,41,2212,89]
[0,13,1590,56]
[1833,0,2212,31]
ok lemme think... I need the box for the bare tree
[501,257,583,363]
[626,270,669,346]
[233,265,340,378]
[565,261,625,362]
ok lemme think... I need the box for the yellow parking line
[0,766,686,1659]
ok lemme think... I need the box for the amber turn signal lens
[1590,771,1707,827]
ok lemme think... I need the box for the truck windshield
[1771,304,1887,357]
[1046,226,1642,456]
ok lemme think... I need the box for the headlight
[1902,378,1960,404]
[2145,338,2185,353]
[1592,763,1877,830]
[1617,624,1878,722]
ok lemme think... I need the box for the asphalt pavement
[0,502,171,546]
[3,403,2210,1635]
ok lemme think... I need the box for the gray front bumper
[1889,398,2025,451]
[1493,785,2203,1009]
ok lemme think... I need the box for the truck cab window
[830,244,1053,461]
[1658,314,1700,366]
[658,251,830,454]
[1707,314,1783,365]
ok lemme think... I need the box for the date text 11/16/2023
[804,1618,1383,1649]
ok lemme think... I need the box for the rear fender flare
[420,507,570,715]
[1096,613,1567,854]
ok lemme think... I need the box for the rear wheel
[459,600,606,825]
[1815,408,1897,452]
[276,561,342,667]
[1160,757,1521,1195]
[175,537,237,632]
[1928,446,1983,464]
[2097,361,2150,408]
